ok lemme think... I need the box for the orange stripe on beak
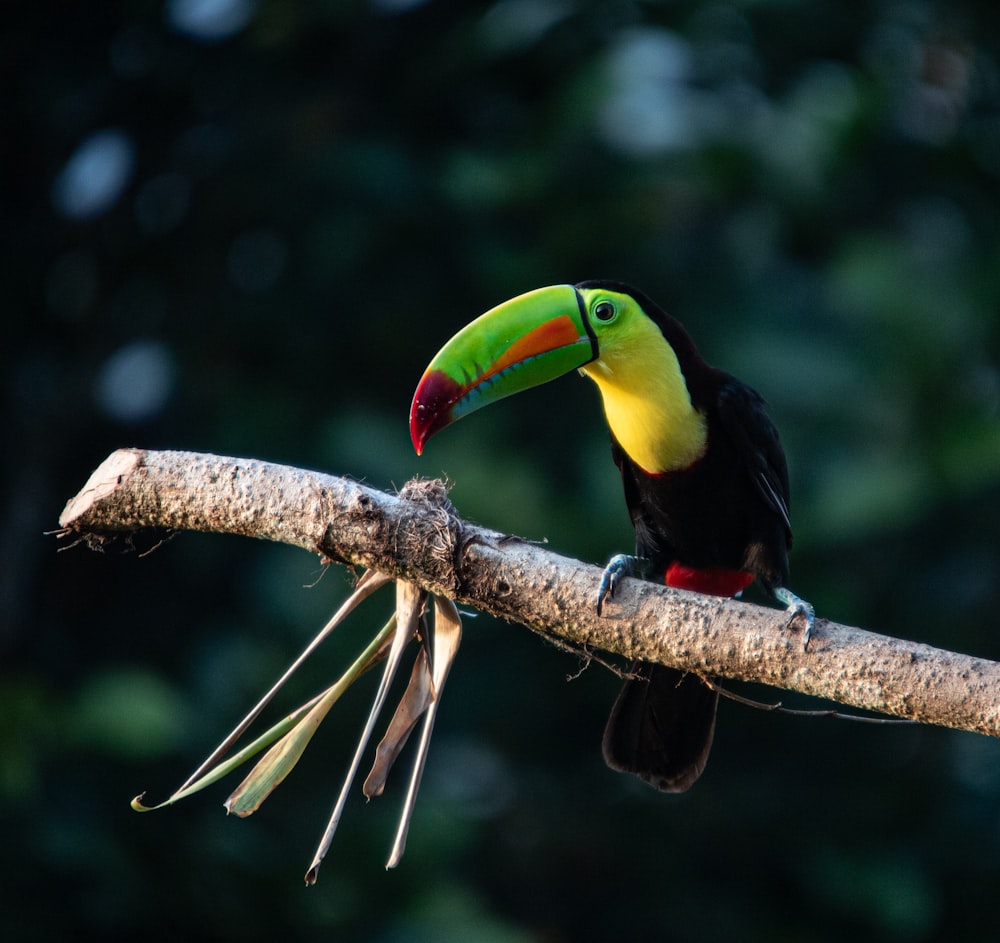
[478,315,584,385]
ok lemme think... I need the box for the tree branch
[59,448,1000,738]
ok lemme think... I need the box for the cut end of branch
[60,448,144,528]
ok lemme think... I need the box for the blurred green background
[6,0,1000,939]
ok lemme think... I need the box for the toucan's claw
[597,554,639,615]
[773,587,815,648]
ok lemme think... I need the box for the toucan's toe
[774,587,815,647]
[597,554,639,615]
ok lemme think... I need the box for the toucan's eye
[594,301,617,322]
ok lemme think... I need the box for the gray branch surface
[60,448,1000,738]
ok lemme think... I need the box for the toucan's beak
[410,285,598,454]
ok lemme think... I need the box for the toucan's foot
[773,587,815,648]
[597,554,639,615]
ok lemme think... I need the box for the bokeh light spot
[51,129,136,220]
[94,339,176,423]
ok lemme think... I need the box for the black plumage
[590,283,797,791]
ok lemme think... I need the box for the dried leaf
[385,595,462,869]
[225,614,398,817]
[131,605,396,813]
[305,580,425,885]
[363,644,433,800]
[166,570,391,801]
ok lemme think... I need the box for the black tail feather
[602,662,717,793]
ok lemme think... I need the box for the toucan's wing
[715,378,792,540]
[610,436,674,564]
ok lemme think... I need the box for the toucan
[409,281,812,792]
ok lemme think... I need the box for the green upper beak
[410,285,598,454]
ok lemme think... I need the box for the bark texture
[59,448,1000,738]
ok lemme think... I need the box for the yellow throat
[580,322,707,475]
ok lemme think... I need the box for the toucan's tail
[602,662,717,793]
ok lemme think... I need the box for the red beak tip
[409,411,428,456]
[410,370,464,456]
